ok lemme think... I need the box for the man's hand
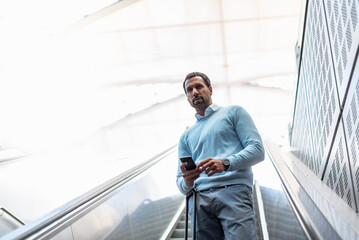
[197,158,226,176]
[180,162,201,187]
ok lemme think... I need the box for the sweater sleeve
[176,134,193,195]
[226,106,265,171]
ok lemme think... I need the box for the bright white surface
[0,0,301,153]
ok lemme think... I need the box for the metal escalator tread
[169,211,192,239]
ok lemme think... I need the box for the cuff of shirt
[182,181,193,194]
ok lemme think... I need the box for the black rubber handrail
[2,145,177,240]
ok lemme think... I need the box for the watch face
[223,159,230,167]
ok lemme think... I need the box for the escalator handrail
[0,206,26,226]
[2,145,177,240]
[253,180,269,240]
[264,143,321,240]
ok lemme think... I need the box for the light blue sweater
[176,104,265,195]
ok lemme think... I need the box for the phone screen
[180,156,196,170]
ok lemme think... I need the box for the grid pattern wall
[292,0,340,176]
[323,121,356,210]
[342,64,359,211]
[292,0,359,212]
[324,0,359,103]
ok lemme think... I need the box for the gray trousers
[189,184,257,240]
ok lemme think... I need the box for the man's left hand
[197,158,226,176]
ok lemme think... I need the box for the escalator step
[169,238,192,240]
[177,221,186,228]
[171,229,192,238]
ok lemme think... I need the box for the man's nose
[193,88,199,95]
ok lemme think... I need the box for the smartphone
[180,156,196,170]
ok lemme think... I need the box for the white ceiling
[0,0,304,152]
[58,0,302,86]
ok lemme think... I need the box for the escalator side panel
[51,151,184,240]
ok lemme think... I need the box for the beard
[192,96,204,105]
[191,96,208,111]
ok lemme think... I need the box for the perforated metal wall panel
[342,61,359,211]
[292,0,341,177]
[324,0,359,104]
[323,120,356,211]
[292,0,359,212]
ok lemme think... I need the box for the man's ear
[209,86,213,95]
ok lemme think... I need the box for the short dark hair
[183,72,211,93]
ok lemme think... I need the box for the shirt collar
[195,104,220,121]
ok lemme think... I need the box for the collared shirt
[195,104,220,121]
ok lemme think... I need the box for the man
[176,72,264,240]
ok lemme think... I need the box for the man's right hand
[180,162,201,187]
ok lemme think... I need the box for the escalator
[253,183,307,240]
[0,144,339,239]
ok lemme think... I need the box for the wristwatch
[222,159,230,171]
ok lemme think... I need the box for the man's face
[185,76,213,113]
